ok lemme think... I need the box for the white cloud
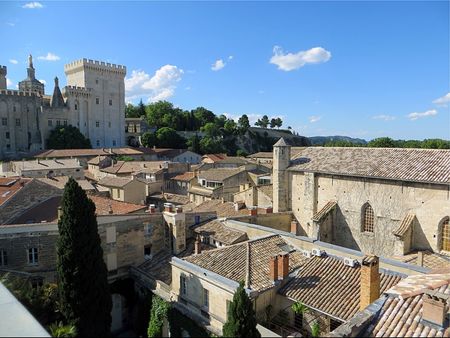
[125,65,183,102]
[228,55,233,60]
[211,59,225,71]
[22,2,43,9]
[309,115,322,123]
[432,93,450,107]
[6,78,13,88]
[372,114,396,121]
[37,52,60,61]
[6,22,15,27]
[39,79,46,85]
[270,46,331,71]
[9,59,18,64]
[407,109,437,121]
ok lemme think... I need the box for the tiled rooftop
[197,167,243,181]
[101,161,165,175]
[184,234,305,292]
[393,251,450,270]
[37,177,95,191]
[192,220,248,245]
[279,255,403,321]
[312,201,337,222]
[365,273,450,337]
[12,159,82,171]
[35,147,143,158]
[202,153,228,162]
[392,213,415,237]
[97,176,132,188]
[0,177,31,207]
[289,147,450,185]
[171,172,196,182]
[191,199,246,218]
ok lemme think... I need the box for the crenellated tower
[0,66,7,90]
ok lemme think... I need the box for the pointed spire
[274,137,289,147]
[28,54,33,68]
[50,76,65,108]
[54,76,59,87]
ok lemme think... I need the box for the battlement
[0,89,39,97]
[62,85,91,98]
[64,58,126,75]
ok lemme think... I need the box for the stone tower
[0,66,7,90]
[18,55,44,95]
[63,59,126,148]
[273,137,291,212]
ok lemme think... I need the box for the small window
[294,312,303,329]
[96,97,99,104]
[144,245,152,257]
[48,119,53,127]
[28,248,38,265]
[117,189,121,198]
[74,104,78,110]
[145,224,152,235]
[0,250,7,266]
[15,118,21,127]
[63,120,67,126]
[30,278,43,289]
[95,79,99,84]
[96,121,100,128]
[96,140,100,147]
[13,106,16,113]
[109,99,112,106]
[1,118,7,126]
[362,204,374,233]
[56,120,61,126]
[108,122,111,128]
[6,144,10,150]
[180,275,187,295]
[112,140,116,146]
[5,132,10,139]
[203,288,209,308]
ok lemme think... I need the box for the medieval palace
[0,55,126,158]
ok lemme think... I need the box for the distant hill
[308,135,367,146]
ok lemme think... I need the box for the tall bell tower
[273,138,291,212]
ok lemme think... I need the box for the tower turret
[273,137,291,212]
[0,65,6,90]
[18,54,45,95]
[50,77,65,108]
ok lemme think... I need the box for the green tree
[141,131,157,148]
[147,296,170,337]
[187,133,201,154]
[156,127,186,148]
[46,126,91,149]
[270,118,277,129]
[137,99,146,117]
[224,119,237,134]
[146,101,176,128]
[238,114,250,133]
[222,281,261,338]
[125,103,139,118]
[192,107,215,128]
[201,122,221,138]
[255,115,270,128]
[49,322,77,337]
[199,136,225,154]
[56,178,112,337]
[274,117,283,128]
[421,138,450,149]
[367,137,396,148]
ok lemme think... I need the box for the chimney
[57,206,63,221]
[417,251,424,267]
[108,203,113,214]
[195,235,201,255]
[264,206,273,214]
[277,252,289,280]
[360,255,380,310]
[269,255,278,282]
[422,290,449,327]
[176,206,183,214]
[148,204,156,214]
[164,203,174,213]
[248,207,257,216]
[291,220,299,235]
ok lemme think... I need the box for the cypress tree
[56,177,112,337]
[222,281,261,338]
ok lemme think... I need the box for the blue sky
[1,1,449,140]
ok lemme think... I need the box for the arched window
[440,217,450,252]
[362,204,374,233]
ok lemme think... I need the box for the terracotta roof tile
[89,195,147,215]
[171,172,195,182]
[193,220,248,245]
[393,251,450,270]
[279,255,402,321]
[0,177,31,207]
[35,147,143,158]
[98,176,132,188]
[184,235,306,291]
[197,167,243,181]
[393,213,416,237]
[289,147,450,185]
[312,201,337,222]
[37,177,95,191]
[192,200,246,218]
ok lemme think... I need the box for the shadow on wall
[413,218,433,252]
[333,206,361,252]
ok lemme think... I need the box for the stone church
[273,138,450,258]
[0,55,126,159]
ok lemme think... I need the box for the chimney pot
[360,255,380,310]
[248,207,257,216]
[291,220,299,235]
[422,291,449,327]
[265,206,273,214]
[148,204,156,213]
[277,252,289,280]
[270,255,278,282]
[195,235,201,255]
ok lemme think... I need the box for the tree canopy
[46,125,91,149]
[56,177,112,337]
[222,281,261,338]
